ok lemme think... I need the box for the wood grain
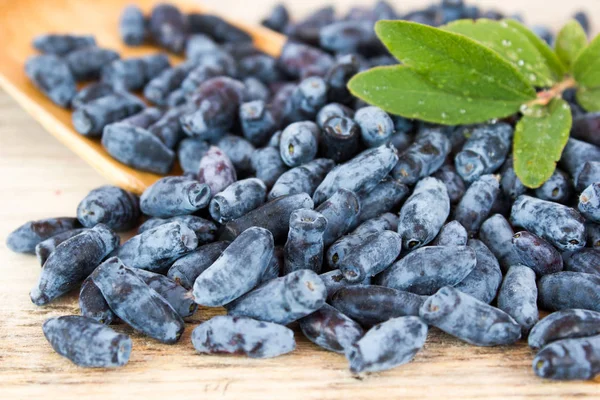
[0,0,285,194]
[1,0,600,398]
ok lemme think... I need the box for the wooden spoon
[0,0,286,194]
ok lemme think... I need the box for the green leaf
[504,19,567,80]
[555,20,588,69]
[513,98,572,188]
[348,66,523,125]
[573,33,600,87]
[576,86,600,112]
[375,20,537,102]
[444,19,559,86]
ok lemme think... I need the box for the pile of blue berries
[9,0,600,381]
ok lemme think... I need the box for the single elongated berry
[314,144,399,204]
[102,123,175,174]
[355,178,408,226]
[299,304,363,353]
[347,316,428,374]
[121,107,164,129]
[140,176,210,218]
[194,227,274,306]
[138,215,217,244]
[43,316,131,367]
[32,34,95,55]
[73,93,145,137]
[251,147,288,188]
[479,214,521,272]
[192,316,295,358]
[560,138,600,178]
[316,189,361,247]
[149,3,187,53]
[240,101,278,146]
[79,277,115,325]
[511,195,586,251]
[209,178,267,223]
[279,121,320,167]
[497,265,539,335]
[454,239,502,304]
[512,231,563,276]
[91,257,184,344]
[119,5,146,46]
[197,146,237,196]
[331,285,425,326]
[354,106,394,148]
[146,106,188,149]
[319,20,375,54]
[36,228,88,266]
[534,169,572,204]
[71,82,116,109]
[118,221,197,273]
[7,217,81,254]
[574,161,600,192]
[77,185,139,231]
[528,309,600,349]
[538,272,600,312]
[455,123,513,182]
[533,335,600,380]
[283,209,327,275]
[563,249,600,275]
[216,134,255,174]
[431,221,468,246]
[167,241,230,289]
[377,246,477,295]
[327,213,398,269]
[455,174,500,234]
[102,54,170,91]
[420,286,521,346]
[278,41,334,79]
[325,55,360,105]
[144,62,195,106]
[25,55,77,108]
[261,3,289,32]
[184,33,218,58]
[65,47,120,81]
[187,13,252,43]
[132,269,197,318]
[392,130,451,185]
[221,193,314,242]
[227,269,327,325]
[316,103,354,128]
[320,269,371,299]
[177,138,210,175]
[499,158,527,200]
[181,77,246,141]
[398,177,450,250]
[432,164,466,204]
[339,231,401,282]
[269,159,335,200]
[579,183,600,223]
[319,116,361,163]
[30,225,119,305]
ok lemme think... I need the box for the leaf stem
[526,77,577,107]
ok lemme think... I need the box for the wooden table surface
[1,1,600,399]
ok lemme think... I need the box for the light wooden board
[1,0,600,398]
